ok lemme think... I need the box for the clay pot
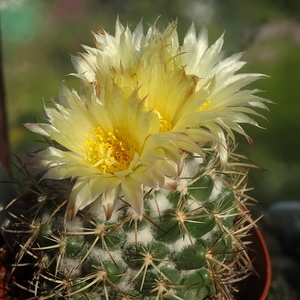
[237,224,272,300]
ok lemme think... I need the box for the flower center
[153,110,172,132]
[84,127,135,174]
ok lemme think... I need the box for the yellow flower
[72,18,270,163]
[26,18,270,220]
[25,82,182,219]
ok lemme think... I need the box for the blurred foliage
[1,0,300,208]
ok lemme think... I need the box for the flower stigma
[84,127,136,174]
[153,110,172,132]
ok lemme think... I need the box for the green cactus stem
[1,147,259,300]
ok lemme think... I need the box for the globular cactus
[3,149,255,300]
[1,18,270,299]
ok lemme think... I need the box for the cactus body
[3,152,254,299]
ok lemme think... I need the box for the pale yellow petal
[121,176,143,217]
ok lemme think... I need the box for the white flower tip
[162,177,178,190]
[103,202,114,221]
[102,189,117,220]
[67,207,77,221]
[129,200,143,218]
[24,123,50,137]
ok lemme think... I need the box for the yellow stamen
[84,127,135,174]
[198,100,212,111]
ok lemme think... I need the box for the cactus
[3,148,256,300]
[1,18,270,299]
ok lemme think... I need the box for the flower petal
[121,176,143,217]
